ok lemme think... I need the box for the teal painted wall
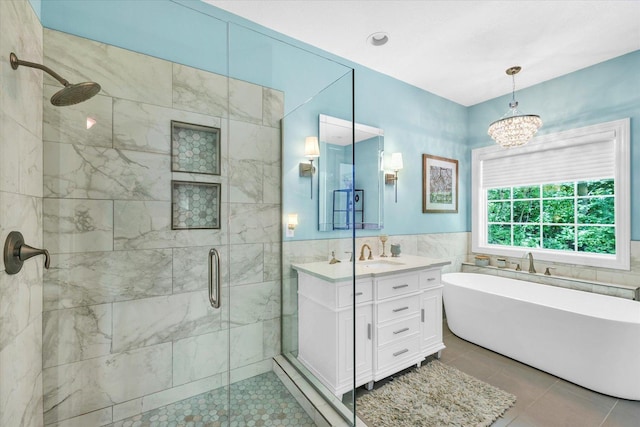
[39,0,638,240]
[469,51,640,239]
[27,0,40,18]
[40,0,351,114]
[353,68,468,239]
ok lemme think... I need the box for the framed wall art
[422,154,458,213]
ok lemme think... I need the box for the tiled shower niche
[172,180,221,229]
[171,120,221,175]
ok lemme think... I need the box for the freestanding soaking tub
[442,272,640,400]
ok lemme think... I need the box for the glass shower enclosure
[281,71,361,420]
[40,1,359,426]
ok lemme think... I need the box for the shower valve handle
[3,231,50,275]
[19,243,51,268]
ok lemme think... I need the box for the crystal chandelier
[488,66,542,148]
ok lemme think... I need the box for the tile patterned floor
[109,322,640,427]
[110,371,315,427]
[440,321,640,427]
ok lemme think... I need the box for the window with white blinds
[472,118,630,270]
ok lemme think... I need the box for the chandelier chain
[509,73,518,109]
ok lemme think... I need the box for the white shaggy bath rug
[356,360,516,427]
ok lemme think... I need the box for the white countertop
[292,255,451,282]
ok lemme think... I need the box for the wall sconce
[299,136,320,198]
[385,152,403,203]
[286,213,298,237]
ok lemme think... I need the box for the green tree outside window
[486,179,614,254]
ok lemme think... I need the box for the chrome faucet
[359,244,373,261]
[526,252,536,273]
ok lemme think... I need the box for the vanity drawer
[376,273,420,299]
[377,315,420,347]
[337,280,373,308]
[377,294,420,323]
[420,269,441,289]
[376,336,421,370]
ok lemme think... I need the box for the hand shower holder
[4,231,50,275]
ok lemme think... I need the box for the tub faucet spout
[359,244,373,261]
[527,252,536,274]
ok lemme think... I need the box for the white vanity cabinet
[419,269,444,355]
[373,271,424,380]
[297,274,374,396]
[294,257,447,397]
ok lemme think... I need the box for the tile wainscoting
[283,233,640,354]
[461,263,639,300]
[465,240,640,300]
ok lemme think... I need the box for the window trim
[472,118,630,270]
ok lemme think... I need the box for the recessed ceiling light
[367,32,389,46]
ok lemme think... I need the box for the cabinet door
[420,288,443,351]
[338,305,373,387]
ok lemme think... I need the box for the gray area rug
[357,360,516,427]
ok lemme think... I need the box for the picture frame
[422,154,458,213]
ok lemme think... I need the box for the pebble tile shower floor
[109,372,315,427]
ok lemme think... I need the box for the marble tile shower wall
[41,29,283,426]
[0,2,44,426]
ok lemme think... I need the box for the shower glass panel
[228,20,357,425]
[41,4,235,425]
[281,70,358,424]
[40,0,356,425]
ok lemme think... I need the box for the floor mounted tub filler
[442,272,640,401]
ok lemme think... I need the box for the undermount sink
[360,259,404,268]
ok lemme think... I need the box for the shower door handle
[208,248,221,309]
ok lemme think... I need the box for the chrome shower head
[9,52,101,106]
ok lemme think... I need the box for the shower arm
[10,52,70,87]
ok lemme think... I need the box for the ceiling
[206,0,640,106]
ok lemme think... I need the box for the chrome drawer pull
[393,327,410,335]
[421,308,425,322]
[368,323,372,340]
[392,284,409,289]
[427,277,436,281]
[393,348,409,357]
[392,306,409,313]
[355,292,363,296]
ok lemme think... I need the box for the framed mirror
[318,114,384,231]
